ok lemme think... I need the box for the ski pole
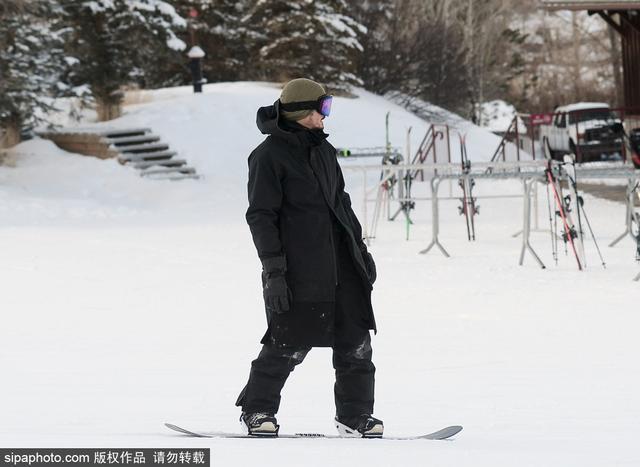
[577,197,606,269]
[545,182,558,264]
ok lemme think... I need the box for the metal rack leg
[519,178,545,269]
[420,177,450,257]
[609,178,635,247]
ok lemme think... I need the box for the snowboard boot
[240,412,279,437]
[335,414,384,438]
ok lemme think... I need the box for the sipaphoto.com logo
[3,451,89,466]
[0,448,210,467]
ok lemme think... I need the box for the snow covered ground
[1,82,639,466]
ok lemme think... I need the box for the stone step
[119,142,170,154]
[100,128,152,138]
[142,172,199,181]
[140,167,197,177]
[108,134,160,146]
[118,151,177,163]
[145,172,200,181]
[132,159,187,170]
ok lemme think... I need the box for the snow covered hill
[1,82,509,227]
[1,82,639,467]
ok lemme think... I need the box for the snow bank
[478,99,527,134]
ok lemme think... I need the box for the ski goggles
[279,95,333,117]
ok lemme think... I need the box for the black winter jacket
[246,100,376,346]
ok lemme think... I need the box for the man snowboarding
[236,78,382,438]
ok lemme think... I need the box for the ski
[458,133,478,241]
[545,160,583,270]
[562,155,587,266]
[164,423,462,441]
[562,155,606,269]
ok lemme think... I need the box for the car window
[554,113,562,126]
[568,109,614,124]
[557,113,566,128]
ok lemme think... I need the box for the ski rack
[336,147,403,160]
[607,176,639,249]
[367,124,452,239]
[555,163,638,273]
[341,160,638,271]
[417,161,549,267]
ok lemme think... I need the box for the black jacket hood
[256,100,328,147]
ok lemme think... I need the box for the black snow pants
[236,231,376,418]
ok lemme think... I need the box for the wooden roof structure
[541,0,640,111]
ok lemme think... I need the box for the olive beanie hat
[280,78,326,121]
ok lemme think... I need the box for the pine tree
[63,0,187,121]
[0,0,72,147]
[243,0,366,90]
[354,0,394,93]
[168,0,252,84]
[355,1,470,113]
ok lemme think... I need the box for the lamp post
[187,45,206,93]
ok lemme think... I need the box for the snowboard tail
[164,423,462,441]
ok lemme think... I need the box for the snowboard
[164,422,463,440]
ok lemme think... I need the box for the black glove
[261,256,291,314]
[360,246,377,284]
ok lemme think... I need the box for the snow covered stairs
[39,127,198,181]
[106,128,198,180]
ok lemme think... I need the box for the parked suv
[630,129,640,168]
[540,103,623,162]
